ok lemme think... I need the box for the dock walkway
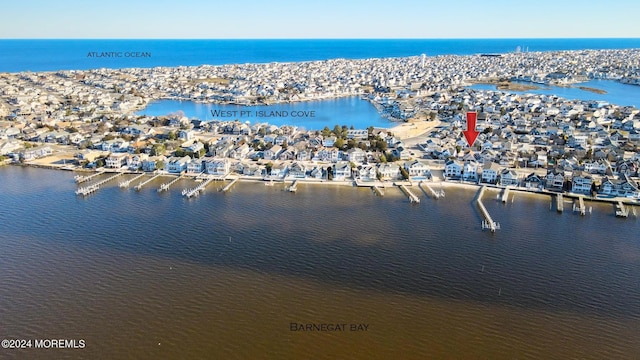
[398,184,420,203]
[477,186,500,232]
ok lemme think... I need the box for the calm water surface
[1,166,639,359]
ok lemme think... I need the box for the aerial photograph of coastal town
[1,0,640,359]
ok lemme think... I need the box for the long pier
[119,173,145,188]
[221,177,239,193]
[477,186,500,232]
[158,173,183,193]
[74,171,124,196]
[398,184,420,203]
[419,181,444,199]
[74,169,105,184]
[134,171,162,191]
[183,176,216,198]
[556,194,564,213]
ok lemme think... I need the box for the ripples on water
[1,167,639,359]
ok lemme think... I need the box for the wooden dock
[183,176,216,198]
[134,171,162,191]
[158,173,183,193]
[372,186,384,197]
[74,171,124,196]
[477,186,500,232]
[287,180,298,193]
[573,196,586,216]
[119,173,145,188]
[501,188,510,203]
[398,184,420,203]
[556,194,564,213]
[419,181,444,199]
[221,177,239,193]
[616,201,629,218]
[74,169,105,184]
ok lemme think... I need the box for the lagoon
[470,79,640,108]
[136,97,394,130]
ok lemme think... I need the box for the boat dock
[372,186,384,197]
[419,181,444,199]
[477,186,500,232]
[287,180,298,193]
[75,184,98,197]
[134,171,162,191]
[573,196,586,216]
[74,171,124,196]
[158,173,184,193]
[119,173,145,188]
[183,176,216,198]
[501,188,510,203]
[398,184,420,203]
[74,169,105,184]
[221,177,239,193]
[616,201,629,218]
[556,194,564,213]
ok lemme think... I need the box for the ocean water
[1,166,640,359]
[2,38,640,73]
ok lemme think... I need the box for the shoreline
[9,163,639,207]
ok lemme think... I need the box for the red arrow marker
[463,111,480,147]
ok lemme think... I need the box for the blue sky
[3,0,640,38]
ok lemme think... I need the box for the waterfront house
[166,155,191,173]
[357,165,377,181]
[19,145,53,161]
[333,161,352,181]
[142,156,166,172]
[524,173,544,190]
[570,172,593,194]
[444,160,463,179]
[308,166,323,179]
[0,140,22,155]
[499,168,519,187]
[545,168,566,191]
[599,175,640,198]
[270,163,288,179]
[187,158,204,174]
[481,162,501,184]
[205,158,229,176]
[288,162,307,178]
[462,161,479,182]
[105,153,128,168]
[346,148,366,164]
[377,163,400,180]
[127,153,148,170]
[404,160,431,179]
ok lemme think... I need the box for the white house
[377,163,399,180]
[481,162,500,184]
[356,165,377,181]
[445,160,462,179]
[404,160,431,179]
[166,156,191,173]
[462,161,479,182]
[187,159,204,174]
[499,169,519,187]
[105,153,128,168]
[333,161,352,180]
[571,172,593,194]
[205,158,230,176]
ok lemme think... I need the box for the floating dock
[419,181,444,199]
[477,186,500,232]
[158,174,183,193]
[616,201,629,218]
[221,177,239,193]
[134,171,162,191]
[119,173,145,188]
[398,184,420,203]
[74,169,105,184]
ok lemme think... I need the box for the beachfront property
[105,152,128,168]
[166,156,191,173]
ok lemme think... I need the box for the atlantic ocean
[2,38,640,73]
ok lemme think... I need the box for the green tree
[155,160,165,170]
[399,166,409,180]
[334,138,345,149]
[379,154,387,163]
[265,162,273,175]
[167,131,177,141]
[174,148,187,157]
[321,126,331,137]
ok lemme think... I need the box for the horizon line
[2,37,640,41]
